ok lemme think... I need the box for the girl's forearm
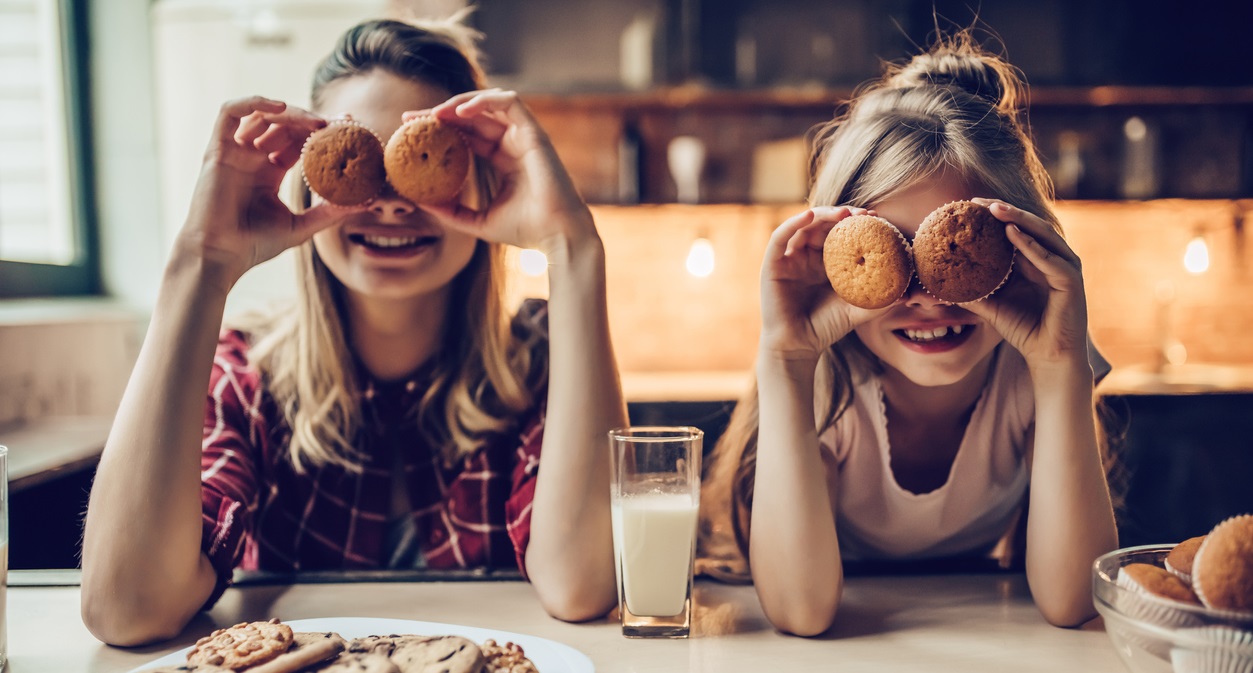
[81,250,230,644]
[751,352,842,636]
[1025,365,1118,627]
[524,233,626,622]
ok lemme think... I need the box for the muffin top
[383,116,471,205]
[301,121,387,206]
[1165,535,1207,582]
[911,201,1014,303]
[1121,563,1202,605]
[1192,515,1253,613]
[822,214,913,310]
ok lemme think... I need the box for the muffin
[1120,563,1204,606]
[1168,536,1208,585]
[383,115,471,205]
[822,214,913,309]
[1192,515,1253,615]
[300,120,387,206]
[911,201,1014,303]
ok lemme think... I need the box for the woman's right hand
[176,96,337,287]
[759,206,886,359]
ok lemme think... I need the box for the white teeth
[902,326,969,342]
[362,235,422,248]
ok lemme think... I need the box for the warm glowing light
[1165,342,1188,366]
[1124,116,1147,142]
[518,249,547,277]
[685,238,715,277]
[1183,236,1209,275]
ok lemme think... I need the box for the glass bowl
[1094,545,1253,673]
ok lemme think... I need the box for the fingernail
[991,202,1008,212]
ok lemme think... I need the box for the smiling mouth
[894,324,973,343]
[348,233,439,251]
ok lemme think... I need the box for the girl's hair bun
[885,33,1023,115]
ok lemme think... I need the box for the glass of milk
[608,427,702,638]
[1,445,7,667]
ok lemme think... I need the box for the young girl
[701,34,1118,636]
[81,17,625,645]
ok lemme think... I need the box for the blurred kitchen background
[2,0,1252,569]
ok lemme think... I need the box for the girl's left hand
[406,89,596,256]
[960,199,1090,374]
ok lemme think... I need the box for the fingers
[1005,224,1081,291]
[779,205,874,257]
[213,96,287,145]
[218,98,325,169]
[971,198,1078,264]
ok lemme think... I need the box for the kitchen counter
[6,571,1124,672]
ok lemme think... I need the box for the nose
[369,186,416,220]
[901,274,953,308]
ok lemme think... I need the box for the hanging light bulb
[1183,234,1209,275]
[518,249,548,277]
[685,237,715,278]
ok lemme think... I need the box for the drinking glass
[608,427,702,638]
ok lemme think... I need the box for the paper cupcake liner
[1117,569,1206,659]
[1193,514,1253,616]
[1167,557,1196,587]
[300,117,386,209]
[1171,626,1253,673]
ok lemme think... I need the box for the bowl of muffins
[1093,514,1253,673]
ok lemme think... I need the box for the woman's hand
[759,206,887,359]
[961,199,1090,375]
[410,89,596,257]
[177,96,337,287]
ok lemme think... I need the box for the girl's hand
[411,89,596,256]
[178,96,337,286]
[759,206,887,359]
[961,199,1089,375]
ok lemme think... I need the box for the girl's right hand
[176,96,337,287]
[759,206,886,359]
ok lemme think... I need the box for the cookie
[481,639,540,673]
[345,634,435,657]
[302,121,387,206]
[143,665,232,672]
[312,653,402,673]
[1165,535,1206,585]
[389,636,484,673]
[294,631,349,649]
[384,115,471,205]
[822,214,913,309]
[1192,514,1253,614]
[186,619,295,670]
[912,200,1014,303]
[247,632,345,673]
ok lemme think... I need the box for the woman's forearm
[1025,365,1118,627]
[81,249,231,644]
[750,352,842,636]
[524,232,626,621]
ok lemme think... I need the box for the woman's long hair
[236,16,546,473]
[700,31,1068,573]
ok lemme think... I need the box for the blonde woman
[701,33,1117,636]
[81,17,625,645]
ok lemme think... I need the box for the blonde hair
[701,32,1060,572]
[233,17,545,473]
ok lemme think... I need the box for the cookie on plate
[383,115,471,205]
[822,214,913,309]
[312,652,402,673]
[389,636,484,673]
[912,200,1014,303]
[481,639,540,673]
[246,632,345,673]
[185,619,295,670]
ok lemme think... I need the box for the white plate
[130,617,595,672]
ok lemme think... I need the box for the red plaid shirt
[199,302,547,607]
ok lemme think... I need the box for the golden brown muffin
[1192,514,1253,614]
[1166,535,1207,584]
[912,201,1014,303]
[822,214,913,309]
[1120,563,1203,605]
[383,116,471,205]
[301,121,387,206]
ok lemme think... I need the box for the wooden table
[5,571,1126,673]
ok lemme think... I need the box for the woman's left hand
[407,89,596,256]
[960,199,1090,375]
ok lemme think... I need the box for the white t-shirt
[820,343,1035,561]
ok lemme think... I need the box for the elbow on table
[1036,595,1097,628]
[763,593,840,637]
[81,587,193,647]
[534,582,617,623]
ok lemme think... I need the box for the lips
[891,323,977,353]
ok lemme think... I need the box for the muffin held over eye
[822,214,914,310]
[912,201,1015,304]
[300,121,387,206]
[384,115,472,205]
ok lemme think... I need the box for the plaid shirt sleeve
[503,402,546,578]
[199,330,265,608]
